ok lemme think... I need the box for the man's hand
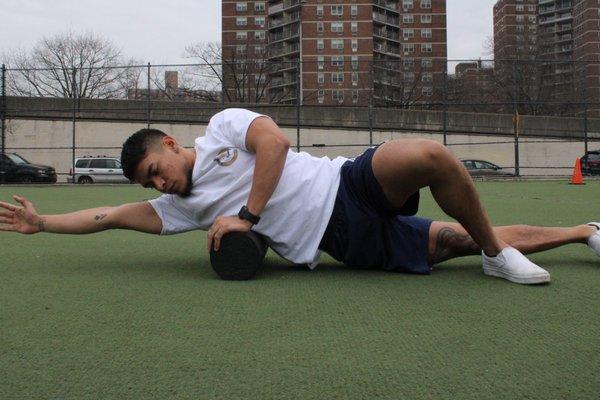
[0,195,44,234]
[207,215,253,252]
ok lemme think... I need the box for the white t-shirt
[149,108,348,265]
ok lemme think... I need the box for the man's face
[133,137,193,197]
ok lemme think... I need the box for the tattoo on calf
[428,227,480,265]
[94,214,107,221]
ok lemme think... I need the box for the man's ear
[162,135,177,151]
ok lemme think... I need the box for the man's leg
[372,139,550,284]
[427,221,598,265]
[372,139,505,256]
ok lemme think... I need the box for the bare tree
[184,41,278,104]
[3,31,141,99]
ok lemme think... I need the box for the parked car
[0,153,57,183]
[68,156,130,184]
[460,159,514,177]
[581,150,600,175]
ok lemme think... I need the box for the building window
[422,72,433,83]
[352,72,358,86]
[317,22,324,32]
[403,58,414,69]
[403,14,414,24]
[352,89,359,103]
[236,17,247,26]
[421,59,432,68]
[422,86,433,96]
[236,2,247,12]
[516,5,524,12]
[403,43,415,53]
[404,72,415,82]
[255,31,265,41]
[318,73,325,84]
[351,39,358,52]
[421,14,432,23]
[528,5,536,12]
[255,17,265,27]
[331,21,344,33]
[236,31,247,40]
[403,0,414,10]
[255,45,265,55]
[332,72,344,83]
[403,29,414,39]
[421,43,432,52]
[516,15,524,22]
[351,22,358,33]
[236,45,247,54]
[318,56,324,70]
[255,2,265,12]
[420,0,431,9]
[528,15,536,23]
[331,55,344,67]
[318,89,325,104]
[316,5,323,17]
[332,89,344,103]
[351,5,358,16]
[421,28,432,38]
[332,39,344,50]
[352,55,359,70]
[317,39,324,50]
[331,5,343,16]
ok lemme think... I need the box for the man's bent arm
[0,196,162,235]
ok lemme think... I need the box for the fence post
[583,60,589,157]
[368,60,373,146]
[1,64,5,185]
[146,62,151,129]
[442,63,448,146]
[512,59,520,177]
[71,67,77,183]
[296,59,301,153]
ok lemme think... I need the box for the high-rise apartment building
[573,0,600,107]
[222,0,447,106]
[493,0,539,60]
[493,0,599,111]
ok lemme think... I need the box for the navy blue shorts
[319,147,433,274]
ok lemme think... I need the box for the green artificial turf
[1,183,599,399]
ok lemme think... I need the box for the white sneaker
[587,222,600,257]
[482,247,550,284]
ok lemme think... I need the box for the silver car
[68,156,130,184]
[461,159,514,177]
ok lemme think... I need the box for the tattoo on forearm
[37,217,45,232]
[94,214,107,221]
[428,227,480,265]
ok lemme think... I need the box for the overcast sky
[0,0,497,66]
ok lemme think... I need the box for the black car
[0,153,57,183]
[581,150,600,175]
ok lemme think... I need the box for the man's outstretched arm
[0,195,162,235]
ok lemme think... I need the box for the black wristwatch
[238,205,261,225]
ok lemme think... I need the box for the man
[0,109,598,284]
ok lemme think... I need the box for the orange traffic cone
[570,158,585,185]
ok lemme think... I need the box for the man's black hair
[121,128,167,181]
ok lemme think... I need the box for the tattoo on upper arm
[94,214,107,221]
[428,227,480,265]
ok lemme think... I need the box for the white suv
[68,156,130,184]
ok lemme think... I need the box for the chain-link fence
[1,58,599,183]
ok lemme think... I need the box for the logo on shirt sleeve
[214,148,238,166]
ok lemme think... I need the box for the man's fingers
[13,195,28,207]
[0,201,18,211]
[0,224,16,232]
[0,216,13,224]
[0,210,14,218]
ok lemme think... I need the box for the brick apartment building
[222,0,447,106]
[493,0,600,113]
